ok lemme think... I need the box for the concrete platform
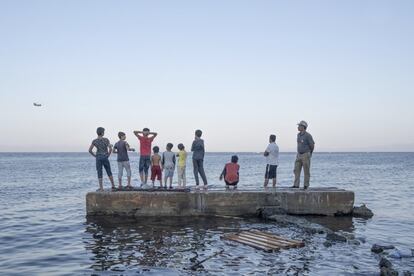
[86,187,355,217]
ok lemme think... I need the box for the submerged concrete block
[86,188,354,217]
[277,188,355,216]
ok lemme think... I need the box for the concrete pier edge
[86,187,355,217]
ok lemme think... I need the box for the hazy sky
[1,1,413,152]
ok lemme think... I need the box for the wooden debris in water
[222,230,305,252]
[189,249,224,270]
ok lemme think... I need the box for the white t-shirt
[265,142,279,166]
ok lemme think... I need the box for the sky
[0,0,413,152]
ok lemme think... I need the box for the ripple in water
[0,152,413,275]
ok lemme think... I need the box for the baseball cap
[297,120,308,128]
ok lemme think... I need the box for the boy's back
[92,137,111,157]
[225,162,240,183]
[266,142,279,165]
[162,151,176,169]
[178,150,187,167]
[114,140,129,162]
[191,138,205,160]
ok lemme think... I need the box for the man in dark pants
[191,129,208,189]
[292,121,315,189]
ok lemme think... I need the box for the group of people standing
[88,121,315,191]
[88,128,210,191]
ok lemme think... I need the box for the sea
[0,152,413,275]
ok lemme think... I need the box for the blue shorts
[265,165,277,179]
[96,156,112,178]
[139,156,151,174]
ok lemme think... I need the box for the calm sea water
[0,152,413,275]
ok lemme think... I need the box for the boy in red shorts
[151,146,163,188]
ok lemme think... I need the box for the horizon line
[0,151,413,154]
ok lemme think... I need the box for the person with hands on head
[133,128,157,186]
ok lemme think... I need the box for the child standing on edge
[220,155,240,189]
[133,128,157,186]
[113,132,135,189]
[151,146,163,187]
[191,129,208,189]
[264,134,279,188]
[162,143,176,189]
[176,143,187,187]
[88,127,115,191]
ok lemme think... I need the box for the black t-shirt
[114,140,129,162]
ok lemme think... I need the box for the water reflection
[84,215,360,275]
[84,216,245,274]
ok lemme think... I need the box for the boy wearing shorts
[264,134,279,188]
[151,146,163,187]
[88,127,115,191]
[162,143,176,189]
[134,128,157,186]
[176,143,187,187]
[113,132,135,189]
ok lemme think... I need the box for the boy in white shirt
[264,134,279,188]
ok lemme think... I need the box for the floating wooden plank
[234,235,280,251]
[246,232,299,247]
[242,232,302,249]
[226,234,276,251]
[222,230,305,252]
[250,230,305,247]
[222,234,273,252]
[238,232,292,249]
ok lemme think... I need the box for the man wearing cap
[293,121,315,189]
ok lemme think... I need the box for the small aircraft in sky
[33,103,42,107]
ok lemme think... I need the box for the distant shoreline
[0,151,413,154]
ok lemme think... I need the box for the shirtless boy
[151,146,163,187]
